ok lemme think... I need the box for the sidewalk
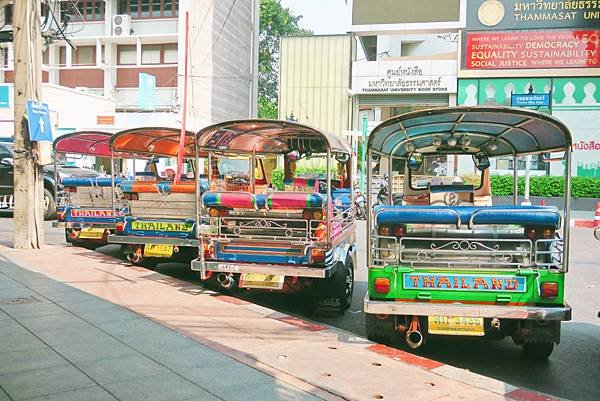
[0,244,566,401]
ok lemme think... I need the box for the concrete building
[350,0,461,134]
[0,0,259,135]
[279,34,352,135]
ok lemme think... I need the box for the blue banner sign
[26,100,53,141]
[0,85,9,108]
[138,72,156,110]
[511,93,550,107]
[403,273,526,292]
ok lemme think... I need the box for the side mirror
[595,227,600,241]
[472,151,490,171]
[407,152,423,172]
[335,153,349,163]
[1,157,13,166]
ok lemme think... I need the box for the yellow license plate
[78,228,105,239]
[427,316,485,336]
[143,244,173,258]
[239,273,284,290]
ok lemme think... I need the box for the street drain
[328,346,337,350]
[323,372,332,377]
[372,395,384,399]
[0,296,41,305]
[372,362,382,367]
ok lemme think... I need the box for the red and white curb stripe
[210,294,566,401]
[79,261,566,401]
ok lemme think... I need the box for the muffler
[217,273,235,289]
[406,330,424,349]
[405,316,424,349]
[132,253,142,263]
[126,252,135,262]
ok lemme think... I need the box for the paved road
[1,214,599,401]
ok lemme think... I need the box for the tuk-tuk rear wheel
[523,341,554,359]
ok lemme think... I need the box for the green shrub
[490,175,600,198]
[270,166,331,191]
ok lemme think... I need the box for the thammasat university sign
[352,60,457,95]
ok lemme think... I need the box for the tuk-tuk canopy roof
[196,119,351,155]
[53,131,113,157]
[110,127,198,158]
[368,106,572,158]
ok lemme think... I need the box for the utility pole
[13,0,44,248]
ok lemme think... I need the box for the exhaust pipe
[217,273,235,289]
[173,246,179,253]
[405,330,424,349]
[132,253,142,263]
[127,252,135,262]
[405,316,424,349]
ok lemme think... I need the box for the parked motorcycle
[354,188,366,220]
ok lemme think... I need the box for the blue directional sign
[26,100,53,141]
[511,93,550,108]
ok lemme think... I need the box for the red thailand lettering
[423,276,435,288]
[437,276,452,288]
[491,278,503,290]
[473,278,489,289]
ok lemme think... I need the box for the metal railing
[201,205,355,244]
[372,233,564,270]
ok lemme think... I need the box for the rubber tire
[43,188,56,220]
[523,342,554,359]
[338,258,354,312]
[365,314,393,344]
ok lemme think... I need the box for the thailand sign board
[352,60,457,94]
[467,0,600,30]
[464,30,600,69]
[511,93,551,106]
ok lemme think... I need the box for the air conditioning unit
[112,14,131,36]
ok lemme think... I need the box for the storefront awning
[368,106,572,158]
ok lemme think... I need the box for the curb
[204,287,567,401]
[573,219,598,228]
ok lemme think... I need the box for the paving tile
[0,347,68,376]
[179,363,275,391]
[78,354,169,385]
[19,312,91,333]
[122,330,197,355]
[96,317,172,338]
[0,388,10,401]
[76,308,141,326]
[0,309,10,321]
[36,289,98,304]
[35,326,105,347]
[209,382,321,401]
[22,386,118,401]
[104,372,220,401]
[50,336,138,364]
[60,299,121,314]
[0,364,96,401]
[0,287,42,301]
[0,325,47,354]
[0,303,65,320]
[148,344,238,371]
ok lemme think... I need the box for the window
[118,45,137,65]
[163,44,178,63]
[141,43,178,64]
[59,46,67,66]
[117,0,178,19]
[73,46,95,66]
[141,45,161,64]
[71,0,105,21]
[42,50,49,65]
